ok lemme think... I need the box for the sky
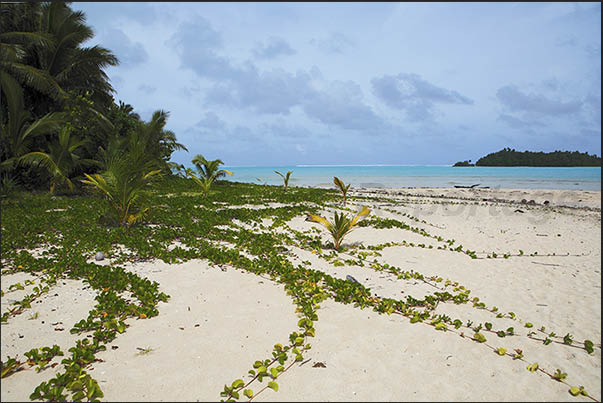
[72,2,602,166]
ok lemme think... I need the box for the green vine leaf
[243,389,253,399]
[584,340,594,354]
[435,322,447,331]
[473,332,487,343]
[232,379,244,389]
[495,347,507,356]
[526,362,539,372]
[268,381,279,392]
[552,369,567,381]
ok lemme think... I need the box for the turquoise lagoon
[214,165,601,191]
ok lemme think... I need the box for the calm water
[213,165,601,191]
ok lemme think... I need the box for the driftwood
[454,183,480,188]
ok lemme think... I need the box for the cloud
[103,28,148,67]
[555,36,577,47]
[498,114,546,129]
[584,92,601,126]
[169,19,387,131]
[137,84,156,94]
[371,73,473,121]
[167,18,236,80]
[261,119,312,138]
[585,44,601,59]
[496,85,583,116]
[109,74,124,90]
[194,112,227,131]
[310,32,355,54]
[204,67,314,115]
[303,80,384,131]
[252,37,296,59]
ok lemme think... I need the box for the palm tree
[185,168,214,198]
[82,130,162,227]
[0,70,65,169]
[192,154,232,181]
[0,2,118,115]
[274,170,293,191]
[307,206,370,251]
[136,110,188,170]
[0,3,65,105]
[19,125,98,193]
[82,152,162,227]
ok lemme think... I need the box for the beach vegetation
[274,170,293,191]
[19,125,98,194]
[186,168,215,198]
[333,176,351,205]
[192,154,232,181]
[24,345,64,372]
[1,10,600,395]
[307,206,370,251]
[1,357,25,378]
[0,3,186,195]
[81,143,162,227]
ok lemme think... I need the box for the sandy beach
[1,186,600,402]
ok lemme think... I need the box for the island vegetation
[453,148,601,167]
[0,2,187,198]
[452,160,475,167]
[1,3,600,403]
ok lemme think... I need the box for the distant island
[453,148,601,167]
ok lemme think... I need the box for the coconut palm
[0,2,118,114]
[333,176,351,206]
[307,206,370,251]
[19,125,98,194]
[0,70,65,168]
[185,168,214,198]
[82,137,162,227]
[140,110,188,167]
[192,154,232,181]
[274,170,293,191]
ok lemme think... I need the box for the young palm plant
[274,170,293,191]
[19,125,97,193]
[307,206,370,251]
[192,154,232,181]
[185,168,214,198]
[81,137,162,227]
[333,176,351,206]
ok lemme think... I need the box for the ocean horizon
[202,165,602,191]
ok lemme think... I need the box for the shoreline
[301,185,602,210]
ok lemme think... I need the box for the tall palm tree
[0,2,118,115]
[0,71,65,168]
[192,154,232,181]
[138,110,188,167]
[0,3,65,105]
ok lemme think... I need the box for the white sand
[1,187,600,402]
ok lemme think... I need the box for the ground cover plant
[1,176,600,402]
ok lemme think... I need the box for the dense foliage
[472,148,601,167]
[453,160,474,167]
[0,2,186,194]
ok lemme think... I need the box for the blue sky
[72,2,601,166]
